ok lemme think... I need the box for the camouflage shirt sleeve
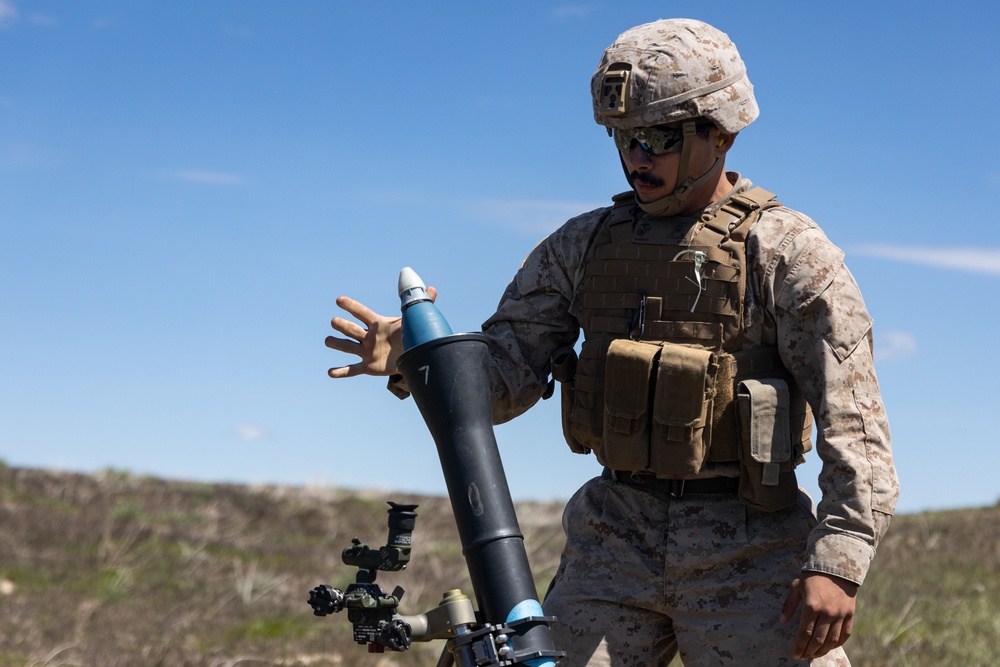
[748,207,900,585]
[479,207,609,424]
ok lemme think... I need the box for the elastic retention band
[675,121,697,185]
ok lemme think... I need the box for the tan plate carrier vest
[558,187,813,483]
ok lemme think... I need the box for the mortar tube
[397,333,558,666]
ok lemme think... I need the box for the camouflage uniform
[475,174,898,665]
[389,17,898,665]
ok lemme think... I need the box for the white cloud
[0,0,18,28]
[170,169,244,186]
[28,13,56,27]
[222,23,253,39]
[233,425,271,441]
[0,142,66,171]
[874,330,917,363]
[550,5,596,20]
[853,245,1000,276]
[463,198,605,235]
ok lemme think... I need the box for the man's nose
[627,142,654,168]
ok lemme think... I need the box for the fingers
[325,335,379,378]
[784,577,818,659]
[795,618,848,659]
[335,295,380,326]
[787,573,857,659]
[779,577,802,625]
[324,334,361,354]
[793,617,833,660]
[328,364,363,379]
[814,619,847,658]
[326,295,403,378]
[330,315,368,341]
[841,613,855,642]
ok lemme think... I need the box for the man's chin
[633,183,666,202]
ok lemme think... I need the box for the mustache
[630,171,664,187]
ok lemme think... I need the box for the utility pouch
[600,339,660,470]
[736,378,798,512]
[569,340,606,452]
[551,347,588,454]
[649,343,715,476]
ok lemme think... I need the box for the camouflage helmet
[592,19,758,133]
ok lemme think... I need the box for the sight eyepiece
[386,502,418,564]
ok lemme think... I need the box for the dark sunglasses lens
[614,127,683,155]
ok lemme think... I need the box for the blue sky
[2,1,998,514]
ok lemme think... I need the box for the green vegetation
[849,506,1000,665]
[0,465,996,666]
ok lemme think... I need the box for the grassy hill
[1,463,997,666]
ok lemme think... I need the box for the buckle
[626,290,646,340]
[668,479,686,497]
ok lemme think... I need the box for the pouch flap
[738,378,791,484]
[605,339,660,423]
[653,343,712,427]
[550,345,578,383]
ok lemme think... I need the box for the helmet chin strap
[637,157,723,217]
[621,121,724,217]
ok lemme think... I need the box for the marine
[326,18,899,665]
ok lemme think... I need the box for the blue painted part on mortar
[506,599,556,667]
[400,299,453,350]
[506,598,544,624]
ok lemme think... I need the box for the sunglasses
[613,123,714,156]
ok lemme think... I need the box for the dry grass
[0,464,563,666]
[1,463,997,666]
[848,505,1000,666]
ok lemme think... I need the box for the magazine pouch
[599,339,660,470]
[649,343,715,476]
[736,378,798,512]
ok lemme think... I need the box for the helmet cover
[592,18,758,133]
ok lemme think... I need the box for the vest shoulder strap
[607,191,637,243]
[611,190,635,205]
[602,186,781,243]
[734,186,779,210]
[703,186,781,238]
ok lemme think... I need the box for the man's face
[617,122,723,208]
